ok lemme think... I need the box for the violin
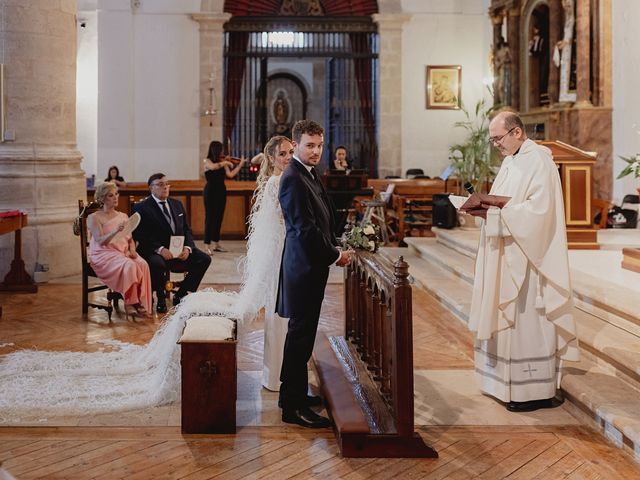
[223,155,245,165]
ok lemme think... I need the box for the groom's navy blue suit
[276,157,339,409]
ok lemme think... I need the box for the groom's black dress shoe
[278,395,323,409]
[506,397,561,412]
[282,406,331,429]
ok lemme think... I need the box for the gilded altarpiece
[489,0,612,202]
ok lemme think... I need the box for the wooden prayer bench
[178,315,237,434]
[313,252,438,458]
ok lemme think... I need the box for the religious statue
[528,21,549,105]
[494,37,512,105]
[271,90,291,135]
[556,0,577,102]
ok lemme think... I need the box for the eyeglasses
[489,127,516,144]
[151,181,170,188]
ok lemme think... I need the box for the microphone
[463,182,474,194]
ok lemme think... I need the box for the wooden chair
[78,200,121,321]
[592,198,612,229]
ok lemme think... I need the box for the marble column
[0,0,86,279]
[372,13,410,178]
[507,7,520,111]
[191,13,230,168]
[575,0,592,106]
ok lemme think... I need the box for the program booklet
[169,235,185,257]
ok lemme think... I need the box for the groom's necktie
[310,168,319,182]
[159,201,175,233]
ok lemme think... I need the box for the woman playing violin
[202,140,247,254]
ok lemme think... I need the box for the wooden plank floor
[1,426,638,479]
[2,282,640,478]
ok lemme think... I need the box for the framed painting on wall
[426,65,462,110]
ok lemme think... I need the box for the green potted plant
[448,96,500,193]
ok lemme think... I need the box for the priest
[466,111,580,412]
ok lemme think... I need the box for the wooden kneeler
[313,254,437,458]
[179,316,237,434]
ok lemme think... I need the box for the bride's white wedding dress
[0,174,286,420]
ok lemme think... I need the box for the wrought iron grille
[224,28,379,180]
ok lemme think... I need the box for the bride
[0,136,293,419]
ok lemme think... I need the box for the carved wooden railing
[313,251,437,458]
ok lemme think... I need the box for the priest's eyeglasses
[489,127,516,145]
[151,181,170,188]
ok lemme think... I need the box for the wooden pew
[313,252,438,458]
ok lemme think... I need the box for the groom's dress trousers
[276,159,339,409]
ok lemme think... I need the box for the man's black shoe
[156,301,168,314]
[282,407,331,429]
[506,397,560,412]
[173,295,183,306]
[278,395,323,409]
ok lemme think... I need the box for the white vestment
[0,174,286,417]
[469,139,579,402]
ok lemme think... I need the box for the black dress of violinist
[202,140,247,254]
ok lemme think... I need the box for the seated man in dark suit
[133,173,212,313]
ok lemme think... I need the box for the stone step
[379,247,472,324]
[403,237,475,284]
[561,354,640,458]
[412,231,640,341]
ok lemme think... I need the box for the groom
[276,119,352,428]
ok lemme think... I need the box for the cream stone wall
[612,2,640,203]
[0,0,86,279]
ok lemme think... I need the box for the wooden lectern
[538,141,599,249]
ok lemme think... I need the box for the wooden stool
[179,315,237,434]
[360,199,389,244]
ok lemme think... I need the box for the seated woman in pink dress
[88,182,152,317]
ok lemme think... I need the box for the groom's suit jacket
[276,158,340,318]
[133,196,196,258]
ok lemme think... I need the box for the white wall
[78,0,201,184]
[401,0,492,178]
[612,3,640,203]
[76,10,98,181]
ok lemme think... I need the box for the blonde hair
[94,181,117,205]
[257,135,291,186]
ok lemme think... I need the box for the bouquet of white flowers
[344,222,381,253]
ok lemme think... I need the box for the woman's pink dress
[89,212,152,313]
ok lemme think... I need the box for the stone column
[507,7,520,111]
[575,0,592,106]
[0,0,86,279]
[191,13,230,169]
[372,13,410,178]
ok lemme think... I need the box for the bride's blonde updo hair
[257,135,291,186]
